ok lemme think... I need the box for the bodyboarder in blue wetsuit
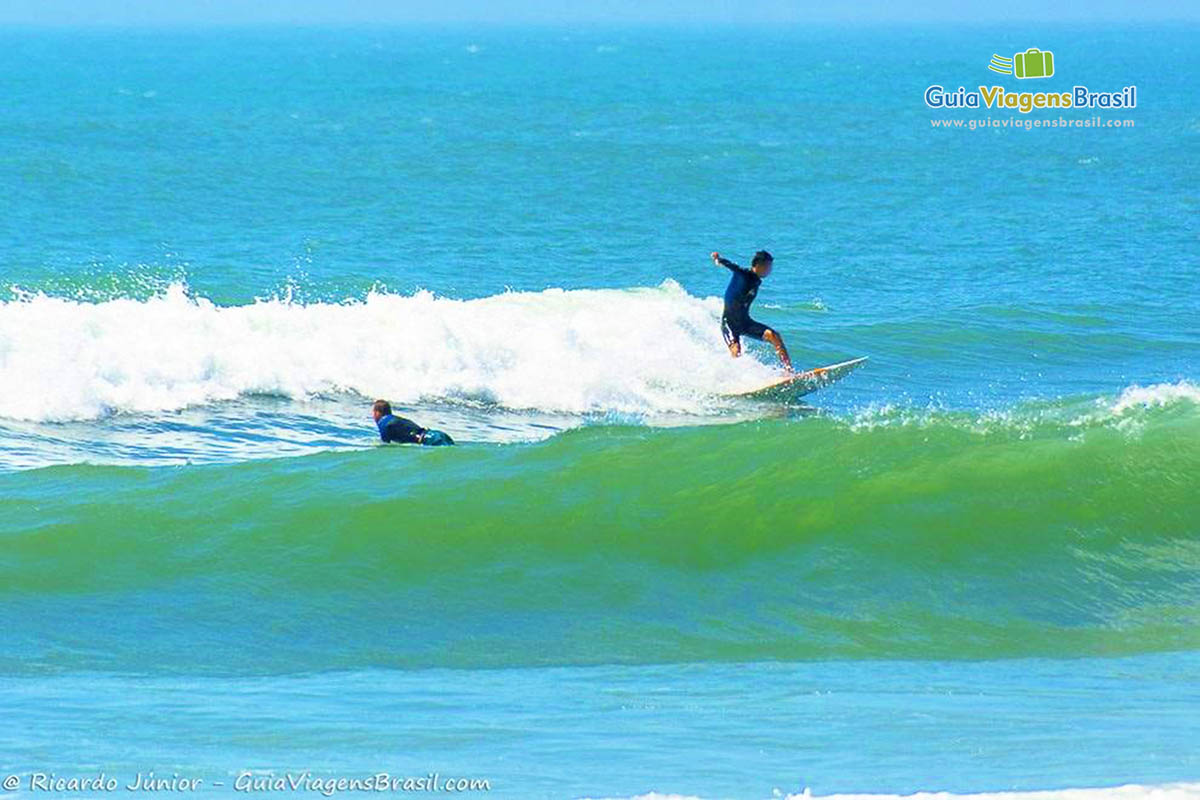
[711,250,793,372]
[372,400,454,446]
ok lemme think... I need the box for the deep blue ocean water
[0,23,1197,800]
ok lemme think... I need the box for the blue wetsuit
[377,414,454,447]
[717,257,769,347]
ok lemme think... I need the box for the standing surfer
[711,250,793,372]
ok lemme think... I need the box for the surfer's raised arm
[711,252,746,272]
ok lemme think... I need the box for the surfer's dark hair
[752,250,773,267]
[373,399,392,415]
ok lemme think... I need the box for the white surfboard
[728,357,868,402]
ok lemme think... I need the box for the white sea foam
[582,784,1200,800]
[1110,381,1200,414]
[0,281,779,422]
[843,379,1200,438]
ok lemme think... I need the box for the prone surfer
[711,250,793,372]
[372,400,455,446]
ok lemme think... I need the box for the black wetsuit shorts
[721,313,769,347]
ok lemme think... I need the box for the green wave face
[2,401,1198,675]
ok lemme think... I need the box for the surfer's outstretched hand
[710,251,720,264]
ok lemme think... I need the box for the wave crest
[0,281,780,421]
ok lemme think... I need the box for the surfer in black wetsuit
[372,400,454,446]
[712,250,793,372]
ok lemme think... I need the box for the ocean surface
[0,22,1197,800]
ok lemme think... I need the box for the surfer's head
[751,250,773,277]
[372,399,392,422]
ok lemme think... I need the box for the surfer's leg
[743,319,793,373]
[421,430,455,446]
[763,328,793,373]
[721,316,742,358]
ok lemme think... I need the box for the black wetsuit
[717,257,769,347]
[376,414,454,446]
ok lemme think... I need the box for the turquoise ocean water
[0,23,1197,799]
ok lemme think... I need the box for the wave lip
[1111,381,1200,414]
